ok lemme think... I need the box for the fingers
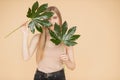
[21,27,29,37]
[21,21,29,27]
[21,27,28,32]
[60,54,69,62]
[21,21,29,33]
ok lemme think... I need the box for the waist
[38,60,63,73]
[35,68,65,78]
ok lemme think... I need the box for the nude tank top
[37,38,66,73]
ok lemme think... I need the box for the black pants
[34,68,66,80]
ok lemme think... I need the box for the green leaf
[39,12,54,20]
[62,34,67,41]
[26,8,32,18]
[49,28,62,45]
[64,41,77,46]
[49,29,58,39]
[62,21,68,37]
[26,2,53,33]
[70,34,80,41]
[48,21,80,46]
[36,3,48,14]
[36,20,52,27]
[54,23,61,38]
[67,26,76,35]
[65,26,76,40]
[50,39,61,45]
[35,23,43,33]
[32,1,39,13]
[28,21,35,33]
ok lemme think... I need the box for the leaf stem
[4,20,30,38]
[61,42,66,54]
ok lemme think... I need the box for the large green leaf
[49,21,80,46]
[26,2,53,34]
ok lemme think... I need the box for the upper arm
[28,34,40,57]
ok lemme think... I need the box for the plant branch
[4,20,30,38]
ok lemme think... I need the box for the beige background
[0,0,120,80]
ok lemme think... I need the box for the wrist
[64,59,70,64]
[23,32,28,36]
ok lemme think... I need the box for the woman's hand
[60,53,69,63]
[21,22,29,37]
[59,46,76,70]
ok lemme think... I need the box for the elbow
[23,57,29,61]
[70,65,76,70]
[22,51,30,61]
[67,63,76,70]
[23,55,29,61]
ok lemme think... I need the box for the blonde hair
[36,6,62,64]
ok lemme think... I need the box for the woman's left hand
[60,54,69,63]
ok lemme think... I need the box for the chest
[44,40,65,58]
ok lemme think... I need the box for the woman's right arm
[21,26,40,60]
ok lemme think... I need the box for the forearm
[22,34,30,60]
[64,60,76,70]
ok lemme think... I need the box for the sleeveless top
[37,37,65,73]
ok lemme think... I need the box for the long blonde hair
[36,6,62,64]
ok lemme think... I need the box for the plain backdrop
[0,0,120,80]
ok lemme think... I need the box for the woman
[21,6,75,80]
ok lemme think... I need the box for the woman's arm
[21,27,40,60]
[60,46,76,70]
[22,31,29,60]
